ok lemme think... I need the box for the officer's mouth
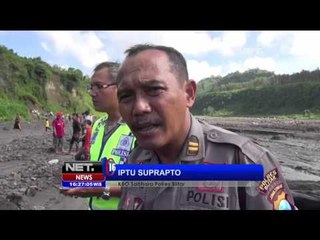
[92,99,100,107]
[132,123,162,136]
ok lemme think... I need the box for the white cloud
[257,31,289,47]
[31,31,320,79]
[99,31,247,58]
[226,62,245,74]
[257,31,295,55]
[255,31,320,74]
[159,31,215,55]
[257,31,320,58]
[60,65,69,70]
[40,42,51,53]
[226,57,277,75]
[98,31,161,60]
[164,31,247,57]
[275,58,320,75]
[102,31,211,55]
[243,57,277,72]
[187,60,222,82]
[38,31,109,69]
[99,31,213,57]
[216,31,247,56]
[290,31,320,60]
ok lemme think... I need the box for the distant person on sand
[45,118,51,132]
[68,113,81,154]
[52,112,65,153]
[84,109,93,123]
[13,114,22,131]
[74,119,92,160]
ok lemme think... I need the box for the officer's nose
[132,95,151,116]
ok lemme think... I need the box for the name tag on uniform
[112,135,134,158]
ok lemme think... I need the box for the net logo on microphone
[102,158,116,177]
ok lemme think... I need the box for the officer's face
[90,68,118,113]
[117,49,196,151]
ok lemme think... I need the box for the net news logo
[102,158,116,177]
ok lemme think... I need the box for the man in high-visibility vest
[62,62,136,210]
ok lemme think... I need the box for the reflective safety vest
[88,115,135,210]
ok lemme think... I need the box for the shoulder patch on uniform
[206,128,250,148]
[187,135,199,156]
[206,127,266,163]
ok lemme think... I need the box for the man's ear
[185,80,197,108]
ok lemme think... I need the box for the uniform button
[210,132,218,138]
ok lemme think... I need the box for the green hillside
[192,69,320,119]
[1,44,319,121]
[0,45,98,121]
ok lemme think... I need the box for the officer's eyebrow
[118,79,166,92]
[91,79,112,85]
[140,79,166,86]
[117,84,134,97]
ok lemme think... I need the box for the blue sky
[1,31,320,82]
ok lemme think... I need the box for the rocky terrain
[0,119,87,210]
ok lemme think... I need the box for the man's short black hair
[84,119,92,126]
[93,62,120,83]
[84,110,90,115]
[122,44,189,83]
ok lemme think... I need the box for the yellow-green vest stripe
[90,115,108,162]
[89,116,134,210]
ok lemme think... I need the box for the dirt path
[0,120,87,210]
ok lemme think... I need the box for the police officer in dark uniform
[116,44,297,210]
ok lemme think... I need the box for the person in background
[52,112,65,153]
[45,118,51,132]
[68,113,81,154]
[62,62,136,210]
[74,119,92,160]
[13,113,22,131]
